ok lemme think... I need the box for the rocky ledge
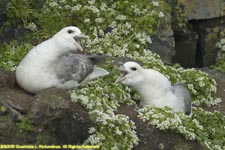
[2,69,224,149]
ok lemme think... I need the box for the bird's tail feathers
[80,66,109,84]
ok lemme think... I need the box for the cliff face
[171,0,225,68]
[0,69,93,144]
[0,69,208,149]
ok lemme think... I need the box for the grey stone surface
[183,0,225,20]
[149,15,175,65]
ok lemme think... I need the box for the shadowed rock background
[0,0,225,149]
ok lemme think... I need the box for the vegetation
[211,38,225,73]
[0,0,224,150]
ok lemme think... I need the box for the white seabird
[116,61,191,115]
[16,26,109,94]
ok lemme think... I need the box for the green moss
[16,117,33,132]
[0,41,33,71]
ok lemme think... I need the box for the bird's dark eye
[130,67,137,71]
[67,30,74,34]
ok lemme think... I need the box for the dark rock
[0,0,8,27]
[0,25,28,43]
[172,29,198,67]
[169,0,225,68]
[0,68,16,88]
[200,68,225,114]
[172,17,225,68]
[191,17,225,67]
[182,0,225,20]
[149,14,175,65]
[117,104,207,150]
[150,36,175,65]
[0,69,93,144]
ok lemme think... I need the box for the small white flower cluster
[216,38,225,52]
[138,106,225,150]
[24,22,37,31]
[131,5,148,16]
[71,78,139,149]
[211,37,225,72]
[138,106,198,140]
[136,32,152,44]
[115,15,127,21]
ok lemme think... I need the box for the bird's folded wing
[172,84,192,115]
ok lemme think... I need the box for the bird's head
[52,26,88,52]
[115,61,144,87]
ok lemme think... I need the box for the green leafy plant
[211,38,225,73]
[138,106,225,150]
[0,41,33,71]
[16,118,34,131]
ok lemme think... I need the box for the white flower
[100,3,107,11]
[25,22,37,31]
[216,42,222,48]
[60,0,66,3]
[87,134,101,144]
[89,127,96,134]
[88,0,95,5]
[135,44,140,48]
[109,21,117,28]
[146,36,152,44]
[152,1,159,7]
[159,11,165,18]
[222,45,225,51]
[220,38,225,45]
[99,29,104,36]
[49,2,58,7]
[89,6,99,13]
[116,15,126,20]
[71,5,82,11]
[116,128,122,135]
[95,18,104,23]
[111,146,119,150]
[84,18,90,23]
[64,5,71,10]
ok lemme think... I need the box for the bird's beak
[73,34,88,52]
[115,66,128,83]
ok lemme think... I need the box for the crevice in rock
[195,35,203,67]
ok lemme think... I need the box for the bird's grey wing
[172,83,192,115]
[80,66,109,85]
[56,54,93,84]
[85,53,110,65]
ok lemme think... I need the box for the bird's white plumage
[116,61,191,114]
[16,26,108,93]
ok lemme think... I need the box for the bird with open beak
[116,61,192,115]
[16,26,108,94]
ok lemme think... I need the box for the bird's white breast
[137,69,185,112]
[16,39,60,93]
